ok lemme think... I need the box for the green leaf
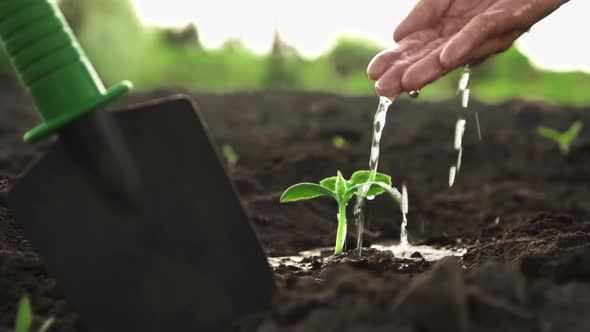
[538,126,563,142]
[561,121,583,145]
[350,170,391,186]
[332,135,348,149]
[346,182,402,205]
[280,183,336,203]
[15,297,31,332]
[349,170,392,197]
[319,176,337,192]
[38,317,55,332]
[222,144,239,166]
[335,171,347,198]
[539,121,584,153]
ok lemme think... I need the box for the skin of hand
[367,0,570,98]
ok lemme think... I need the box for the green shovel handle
[0,0,133,144]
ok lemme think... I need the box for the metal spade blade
[9,95,275,332]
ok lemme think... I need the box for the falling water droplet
[408,90,420,98]
[399,185,409,248]
[367,195,375,201]
[457,67,471,93]
[475,111,482,141]
[457,147,463,172]
[462,89,471,109]
[449,166,457,187]
[454,119,466,151]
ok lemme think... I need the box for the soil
[0,73,589,331]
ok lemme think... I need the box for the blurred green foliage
[0,0,588,106]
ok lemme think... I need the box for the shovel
[1,0,275,331]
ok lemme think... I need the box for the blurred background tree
[261,29,300,88]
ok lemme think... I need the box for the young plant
[332,135,348,149]
[222,144,239,166]
[14,297,54,332]
[280,170,401,255]
[538,121,584,154]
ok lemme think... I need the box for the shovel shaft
[0,0,132,143]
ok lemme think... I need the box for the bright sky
[132,0,590,73]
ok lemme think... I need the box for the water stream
[450,67,472,187]
[353,96,392,256]
[400,184,409,248]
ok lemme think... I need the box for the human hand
[367,0,570,98]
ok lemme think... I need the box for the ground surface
[0,75,589,331]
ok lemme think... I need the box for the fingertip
[375,80,401,100]
[401,56,444,92]
[366,47,404,80]
[367,56,383,81]
[439,45,458,70]
[400,71,423,93]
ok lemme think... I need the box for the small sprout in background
[280,170,401,255]
[14,297,54,332]
[332,135,348,149]
[538,121,583,154]
[222,144,239,166]
[310,99,340,113]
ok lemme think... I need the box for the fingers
[367,39,425,80]
[375,37,445,97]
[374,60,412,98]
[440,9,518,69]
[394,0,452,42]
[401,43,447,92]
[377,30,525,97]
[368,29,441,81]
[465,30,526,64]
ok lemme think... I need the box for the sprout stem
[335,202,347,254]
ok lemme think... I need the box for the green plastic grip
[0,0,132,144]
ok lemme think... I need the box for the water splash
[354,96,392,256]
[371,184,466,261]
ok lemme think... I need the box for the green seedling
[222,144,239,166]
[280,170,401,255]
[14,297,54,332]
[538,121,584,154]
[332,135,348,149]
